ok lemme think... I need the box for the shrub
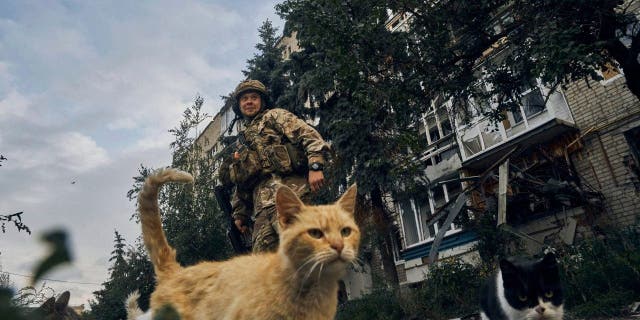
[335,289,406,320]
[557,226,640,318]
[403,258,483,320]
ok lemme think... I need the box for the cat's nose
[535,306,545,315]
[330,240,344,254]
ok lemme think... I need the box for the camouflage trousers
[252,206,280,253]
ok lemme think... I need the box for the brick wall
[563,76,640,227]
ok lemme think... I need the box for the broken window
[399,195,432,247]
[512,87,546,124]
[432,185,446,210]
[399,199,420,246]
[429,126,441,143]
[398,181,465,248]
[416,196,434,240]
[462,135,483,156]
[441,118,453,136]
[481,130,503,149]
[424,102,455,144]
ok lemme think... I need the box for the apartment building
[386,7,640,286]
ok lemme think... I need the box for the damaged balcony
[457,82,578,170]
[465,139,605,253]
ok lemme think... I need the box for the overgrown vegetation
[558,225,640,317]
[336,224,640,319]
[336,289,406,320]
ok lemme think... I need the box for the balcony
[457,86,578,170]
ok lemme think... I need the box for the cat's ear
[499,259,518,276]
[541,252,557,266]
[338,184,357,214]
[39,297,56,314]
[540,252,559,275]
[55,291,71,312]
[276,185,305,228]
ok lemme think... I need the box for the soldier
[228,79,328,253]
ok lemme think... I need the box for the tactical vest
[228,112,307,186]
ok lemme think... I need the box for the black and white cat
[480,252,564,320]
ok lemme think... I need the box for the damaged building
[386,8,640,286]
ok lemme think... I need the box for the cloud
[0,0,284,307]
[49,132,111,173]
[0,88,30,119]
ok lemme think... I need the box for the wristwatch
[309,162,324,171]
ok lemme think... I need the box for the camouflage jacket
[230,108,327,221]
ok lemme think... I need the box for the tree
[1,156,31,238]
[277,0,430,286]
[89,97,233,319]
[11,283,56,308]
[88,231,136,320]
[389,0,640,119]
[163,97,233,265]
[0,212,31,236]
[243,20,289,106]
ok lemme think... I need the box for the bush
[335,289,406,320]
[403,258,483,320]
[336,225,640,319]
[557,226,640,318]
[335,259,483,320]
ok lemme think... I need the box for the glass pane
[522,88,545,118]
[512,106,524,124]
[432,186,446,210]
[426,115,439,142]
[441,118,453,136]
[429,127,440,142]
[462,135,482,156]
[447,181,463,199]
[416,197,432,240]
[481,130,503,148]
[400,200,419,246]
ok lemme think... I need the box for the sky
[0,0,284,309]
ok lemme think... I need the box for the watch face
[311,163,322,170]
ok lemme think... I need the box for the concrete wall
[344,263,373,299]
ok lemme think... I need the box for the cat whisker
[316,262,325,283]
[296,259,323,299]
[294,255,319,278]
[350,256,363,267]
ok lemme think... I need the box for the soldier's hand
[235,219,248,234]
[308,170,325,193]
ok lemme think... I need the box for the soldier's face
[239,92,262,118]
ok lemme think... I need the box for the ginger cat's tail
[138,168,193,277]
[125,290,144,320]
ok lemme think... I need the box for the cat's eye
[341,227,352,237]
[308,229,324,239]
[518,295,527,302]
[544,291,554,298]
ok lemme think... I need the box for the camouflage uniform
[229,107,327,252]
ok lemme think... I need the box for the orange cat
[137,168,360,320]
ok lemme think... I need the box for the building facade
[385,7,640,286]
